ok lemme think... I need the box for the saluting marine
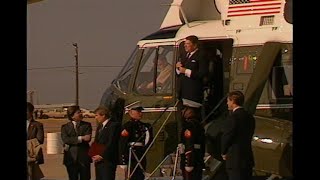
[179,104,206,180]
[118,102,153,180]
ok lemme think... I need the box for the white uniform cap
[125,101,144,111]
[182,98,202,108]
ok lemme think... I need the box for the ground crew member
[118,101,153,180]
[179,103,206,180]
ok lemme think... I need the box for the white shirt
[72,121,83,143]
[27,120,30,132]
[187,49,198,59]
[101,118,109,130]
[72,121,79,130]
[233,106,243,112]
[99,119,109,132]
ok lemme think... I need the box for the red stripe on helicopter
[227,0,282,17]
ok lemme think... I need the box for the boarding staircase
[145,152,222,180]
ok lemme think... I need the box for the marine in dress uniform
[118,102,153,180]
[179,104,206,180]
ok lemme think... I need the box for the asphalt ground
[37,118,125,180]
[37,118,285,180]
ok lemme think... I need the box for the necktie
[186,53,190,59]
[75,121,80,134]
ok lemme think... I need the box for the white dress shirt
[27,120,30,132]
[72,121,83,143]
[232,106,243,112]
[101,119,109,129]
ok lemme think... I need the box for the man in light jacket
[27,102,44,180]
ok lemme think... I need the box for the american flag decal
[228,0,282,17]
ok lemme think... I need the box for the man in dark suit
[178,104,206,180]
[176,35,209,119]
[27,102,44,180]
[90,106,121,180]
[61,105,92,180]
[118,101,153,180]
[221,91,256,180]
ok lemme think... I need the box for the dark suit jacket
[61,120,92,166]
[94,120,121,165]
[27,119,44,164]
[221,108,255,170]
[178,50,209,103]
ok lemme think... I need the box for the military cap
[125,101,144,111]
[182,98,202,108]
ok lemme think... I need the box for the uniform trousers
[182,167,203,180]
[226,167,253,180]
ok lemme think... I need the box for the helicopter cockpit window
[113,46,138,92]
[135,46,174,94]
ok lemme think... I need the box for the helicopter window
[135,46,174,94]
[113,46,139,92]
[135,47,157,94]
[271,65,293,98]
[156,46,174,93]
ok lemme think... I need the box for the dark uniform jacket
[178,50,209,103]
[94,120,121,164]
[27,119,44,164]
[118,119,153,166]
[61,121,92,166]
[180,118,206,169]
[221,108,255,169]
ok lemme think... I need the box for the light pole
[73,43,79,106]
[27,90,34,104]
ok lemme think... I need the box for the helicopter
[100,0,292,179]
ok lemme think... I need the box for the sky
[27,0,171,110]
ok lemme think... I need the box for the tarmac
[38,118,126,180]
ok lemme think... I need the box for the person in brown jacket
[27,102,44,180]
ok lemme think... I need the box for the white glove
[178,143,185,154]
[185,166,194,172]
[63,144,70,151]
[119,165,128,170]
